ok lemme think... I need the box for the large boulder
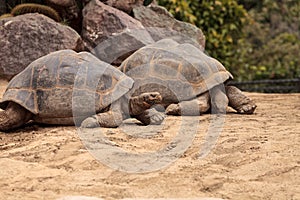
[82,0,154,65]
[133,5,206,50]
[0,13,84,79]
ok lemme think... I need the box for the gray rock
[82,0,154,65]
[46,0,74,7]
[133,5,206,50]
[101,0,144,14]
[0,13,84,79]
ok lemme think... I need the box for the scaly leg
[0,102,32,132]
[210,84,228,114]
[166,92,210,116]
[135,108,165,125]
[81,92,164,128]
[226,86,257,114]
[81,98,125,128]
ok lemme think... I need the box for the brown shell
[0,50,134,120]
[120,39,233,103]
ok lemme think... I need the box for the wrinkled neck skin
[128,95,149,116]
[110,95,131,120]
[117,92,150,117]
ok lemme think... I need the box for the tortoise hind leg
[0,102,33,132]
[166,92,210,116]
[226,86,257,114]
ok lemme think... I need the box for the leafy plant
[157,0,249,74]
[158,0,300,81]
[236,0,300,80]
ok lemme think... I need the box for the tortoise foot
[236,103,257,114]
[81,116,100,128]
[136,108,165,125]
[165,104,180,115]
[226,86,257,114]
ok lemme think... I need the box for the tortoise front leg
[81,92,164,128]
[130,92,165,125]
[0,102,33,132]
[81,111,124,128]
[134,108,165,125]
[210,84,228,114]
[166,92,210,116]
[81,99,125,128]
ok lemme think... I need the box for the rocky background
[0,0,205,79]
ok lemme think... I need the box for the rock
[0,13,84,80]
[46,0,74,7]
[82,0,154,65]
[100,0,144,14]
[133,5,206,50]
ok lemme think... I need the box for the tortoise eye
[143,0,153,6]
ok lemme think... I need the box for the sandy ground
[0,79,299,200]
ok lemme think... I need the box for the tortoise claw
[81,116,100,128]
[237,104,257,114]
[149,109,165,125]
[135,108,165,125]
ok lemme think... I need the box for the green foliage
[158,0,300,81]
[236,0,300,80]
[157,0,249,74]
[228,33,300,81]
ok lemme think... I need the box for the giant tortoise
[120,38,257,115]
[0,50,164,132]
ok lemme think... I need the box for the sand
[0,79,299,200]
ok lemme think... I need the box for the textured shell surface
[120,38,232,103]
[0,50,134,121]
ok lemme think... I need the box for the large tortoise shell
[120,39,233,103]
[0,50,134,120]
